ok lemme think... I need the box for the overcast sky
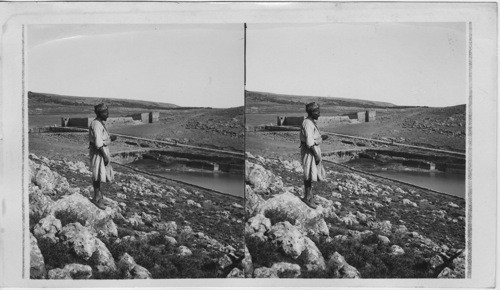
[246,23,467,107]
[28,24,244,108]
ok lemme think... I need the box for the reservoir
[370,170,465,198]
[128,158,244,197]
[345,159,465,198]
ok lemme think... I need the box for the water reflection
[128,159,244,197]
[371,170,464,198]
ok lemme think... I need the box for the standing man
[300,102,327,209]
[89,103,114,210]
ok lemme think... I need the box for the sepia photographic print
[0,2,497,289]
[27,24,245,279]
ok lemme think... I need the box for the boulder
[164,236,177,247]
[269,221,306,259]
[90,239,117,275]
[62,263,93,279]
[257,191,329,239]
[187,199,201,208]
[301,237,326,272]
[29,159,41,183]
[51,193,118,242]
[430,255,444,269]
[253,267,279,278]
[131,265,152,279]
[218,254,233,269]
[226,267,244,278]
[30,233,46,279]
[402,199,418,207]
[118,253,137,275]
[245,161,283,195]
[326,252,361,278]
[59,222,97,261]
[368,220,392,236]
[47,268,72,279]
[271,262,301,278]
[377,235,391,245]
[245,185,265,216]
[245,214,271,241]
[242,246,253,278]
[29,185,54,224]
[34,164,56,193]
[33,215,62,244]
[177,245,193,257]
[438,251,466,278]
[390,245,405,256]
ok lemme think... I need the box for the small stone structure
[277,110,376,127]
[366,110,376,122]
[61,111,160,128]
[131,113,150,123]
[149,112,160,123]
[61,117,93,128]
[277,116,305,126]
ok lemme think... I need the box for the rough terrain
[244,153,465,278]
[243,91,466,279]
[29,92,245,279]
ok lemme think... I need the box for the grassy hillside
[246,90,397,109]
[28,91,181,115]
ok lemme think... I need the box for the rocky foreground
[244,153,466,278]
[29,153,244,279]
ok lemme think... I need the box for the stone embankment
[29,153,244,279]
[244,152,466,278]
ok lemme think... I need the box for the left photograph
[27,24,245,279]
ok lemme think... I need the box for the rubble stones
[245,161,283,195]
[47,268,72,279]
[218,254,233,269]
[390,245,405,256]
[59,222,98,261]
[33,215,62,242]
[130,265,152,279]
[368,220,392,236]
[326,252,361,278]
[253,267,279,278]
[177,245,193,257]
[90,239,117,275]
[61,263,93,279]
[226,267,244,278]
[245,214,271,241]
[271,262,301,278]
[30,233,46,279]
[258,191,330,239]
[301,237,326,272]
[242,246,254,278]
[51,193,118,242]
[377,235,391,245]
[269,221,306,259]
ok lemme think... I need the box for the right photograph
[244,23,467,278]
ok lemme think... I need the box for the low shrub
[264,208,296,225]
[107,240,221,278]
[245,235,294,268]
[316,237,433,278]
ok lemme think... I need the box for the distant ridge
[28,91,179,110]
[246,90,398,108]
